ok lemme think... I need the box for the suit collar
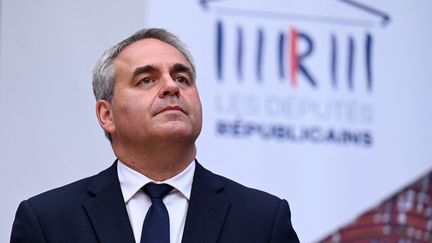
[83,160,135,243]
[82,160,229,243]
[182,161,231,243]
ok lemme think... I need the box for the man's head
[92,29,202,150]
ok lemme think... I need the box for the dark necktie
[140,183,174,243]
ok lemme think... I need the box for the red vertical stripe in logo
[289,27,298,88]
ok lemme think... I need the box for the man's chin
[153,123,196,139]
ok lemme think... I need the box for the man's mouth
[157,105,185,115]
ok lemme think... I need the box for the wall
[1,1,431,242]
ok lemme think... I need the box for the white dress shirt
[117,160,195,243]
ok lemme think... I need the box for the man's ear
[95,100,115,134]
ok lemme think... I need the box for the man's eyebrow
[170,63,194,80]
[132,65,159,77]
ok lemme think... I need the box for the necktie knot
[142,183,173,201]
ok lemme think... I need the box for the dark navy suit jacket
[11,161,299,243]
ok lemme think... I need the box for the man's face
[101,38,202,146]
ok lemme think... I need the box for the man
[11,28,299,243]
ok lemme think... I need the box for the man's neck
[112,141,196,181]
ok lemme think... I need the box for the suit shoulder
[198,166,293,225]
[201,165,283,207]
[26,164,116,209]
[194,164,299,242]
[221,174,280,200]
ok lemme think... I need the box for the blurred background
[1,0,431,242]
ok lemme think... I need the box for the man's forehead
[114,38,191,69]
[118,39,186,60]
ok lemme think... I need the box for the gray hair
[92,28,196,141]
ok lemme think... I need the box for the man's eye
[175,76,190,84]
[140,77,153,84]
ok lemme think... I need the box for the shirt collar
[117,159,195,203]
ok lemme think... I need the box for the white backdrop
[1,1,432,242]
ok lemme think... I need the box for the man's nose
[159,76,180,98]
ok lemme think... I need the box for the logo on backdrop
[200,0,390,147]
[215,24,373,91]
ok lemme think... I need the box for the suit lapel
[83,161,135,243]
[181,162,231,243]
